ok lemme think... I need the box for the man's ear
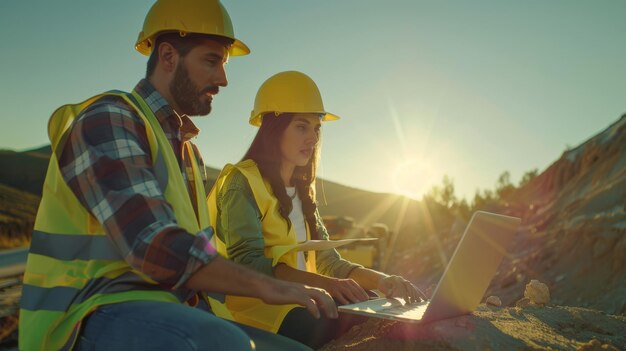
[157,42,178,73]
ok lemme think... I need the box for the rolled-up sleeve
[314,211,363,278]
[216,170,274,276]
[59,97,217,289]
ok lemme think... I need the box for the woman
[207,71,424,348]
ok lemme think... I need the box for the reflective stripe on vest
[29,230,120,261]
[206,159,317,332]
[19,91,213,351]
[21,271,189,312]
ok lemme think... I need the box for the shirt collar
[133,79,201,142]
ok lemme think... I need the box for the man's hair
[145,32,234,78]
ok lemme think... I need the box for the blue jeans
[75,301,311,351]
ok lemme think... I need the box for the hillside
[0,146,50,196]
[502,115,626,314]
[0,145,50,248]
[0,184,38,248]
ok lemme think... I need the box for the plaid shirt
[58,79,217,290]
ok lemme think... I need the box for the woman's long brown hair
[242,113,320,239]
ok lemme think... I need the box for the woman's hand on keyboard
[378,275,427,304]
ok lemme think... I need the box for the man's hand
[186,257,338,319]
[273,263,369,305]
[257,279,338,319]
[314,276,370,305]
[378,275,426,304]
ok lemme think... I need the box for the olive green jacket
[215,168,362,278]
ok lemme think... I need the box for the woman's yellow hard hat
[250,71,340,127]
[135,0,250,56]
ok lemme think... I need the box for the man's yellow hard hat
[250,71,340,127]
[135,0,250,56]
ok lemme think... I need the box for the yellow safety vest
[207,159,317,333]
[19,91,229,351]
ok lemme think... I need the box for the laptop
[338,211,521,324]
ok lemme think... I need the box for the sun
[391,158,438,199]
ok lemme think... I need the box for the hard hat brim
[135,35,250,56]
[230,39,250,56]
[249,111,340,127]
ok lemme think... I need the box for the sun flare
[391,158,438,200]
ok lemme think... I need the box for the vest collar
[133,79,200,142]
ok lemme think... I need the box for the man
[19,1,336,350]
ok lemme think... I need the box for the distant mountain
[0,145,51,196]
[313,180,453,262]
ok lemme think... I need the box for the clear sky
[1,1,624,200]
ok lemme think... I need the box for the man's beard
[169,62,216,116]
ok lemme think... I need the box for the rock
[524,279,550,305]
[576,338,620,351]
[485,296,502,307]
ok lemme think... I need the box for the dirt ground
[320,304,625,351]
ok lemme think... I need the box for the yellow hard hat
[250,71,340,127]
[135,0,250,56]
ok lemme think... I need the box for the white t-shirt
[286,187,307,270]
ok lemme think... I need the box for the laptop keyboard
[339,298,430,321]
[379,301,428,319]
